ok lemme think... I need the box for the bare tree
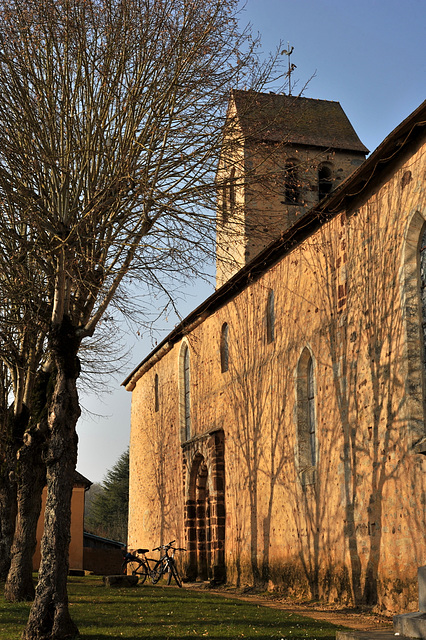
[0,362,16,580]
[0,220,49,597]
[0,208,132,600]
[0,0,284,637]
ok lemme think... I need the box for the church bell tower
[216,90,368,288]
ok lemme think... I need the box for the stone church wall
[128,137,426,612]
[241,142,365,264]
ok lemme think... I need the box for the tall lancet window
[307,357,316,466]
[318,163,333,200]
[179,343,191,441]
[398,209,426,455]
[420,227,426,372]
[220,323,229,373]
[266,289,275,344]
[228,167,236,213]
[222,168,236,224]
[154,373,159,412]
[296,348,317,484]
[284,160,299,204]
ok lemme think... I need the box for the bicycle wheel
[121,558,148,584]
[136,563,148,584]
[151,559,165,584]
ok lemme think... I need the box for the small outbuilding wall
[33,472,90,572]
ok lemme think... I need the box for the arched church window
[401,213,426,454]
[420,227,426,374]
[266,289,275,343]
[296,348,317,483]
[220,323,229,373]
[154,373,159,412]
[228,167,236,212]
[179,343,191,441]
[318,163,333,200]
[284,159,299,204]
[221,184,228,222]
[222,168,236,223]
[307,357,316,465]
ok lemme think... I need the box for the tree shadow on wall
[224,298,271,585]
[223,285,299,588]
[220,166,426,605]
[149,387,184,547]
[311,174,425,605]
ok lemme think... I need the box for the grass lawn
[0,576,346,640]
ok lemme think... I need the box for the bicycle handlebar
[152,540,186,552]
[152,540,175,551]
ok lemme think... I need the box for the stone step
[393,613,426,639]
[337,631,409,640]
[103,575,139,587]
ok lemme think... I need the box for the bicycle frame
[122,540,185,587]
[151,540,186,587]
[122,548,159,583]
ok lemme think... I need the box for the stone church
[124,91,426,613]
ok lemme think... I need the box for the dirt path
[187,585,394,633]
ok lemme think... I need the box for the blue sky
[76,0,426,483]
[244,0,425,152]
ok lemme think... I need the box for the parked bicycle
[151,541,186,587]
[121,540,185,587]
[121,547,155,584]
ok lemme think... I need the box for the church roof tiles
[232,90,369,154]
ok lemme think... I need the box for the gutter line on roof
[123,311,211,391]
[124,341,173,391]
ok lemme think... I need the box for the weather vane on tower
[282,43,296,96]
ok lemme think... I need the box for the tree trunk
[1,405,32,583]
[4,379,51,600]
[0,472,17,580]
[4,430,46,601]
[23,319,81,640]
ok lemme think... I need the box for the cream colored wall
[215,104,246,288]
[129,138,426,612]
[33,486,86,572]
[128,348,184,551]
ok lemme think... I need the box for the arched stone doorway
[183,428,226,583]
[188,455,210,580]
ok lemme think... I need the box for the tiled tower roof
[232,90,369,154]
